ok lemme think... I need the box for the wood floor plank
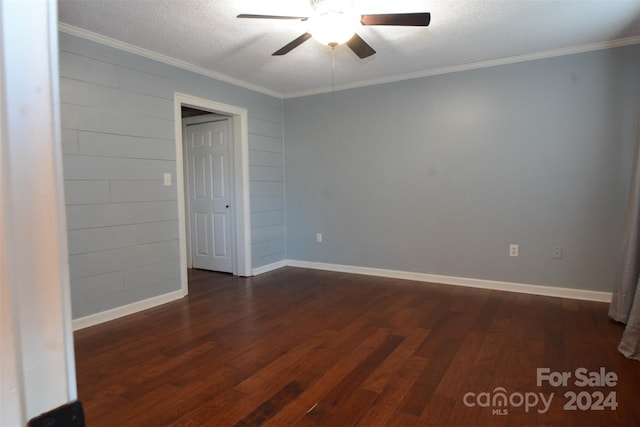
[357,355,430,426]
[294,334,403,426]
[172,389,247,426]
[361,327,430,393]
[74,267,640,426]
[261,327,396,427]
[294,387,379,427]
[234,381,306,427]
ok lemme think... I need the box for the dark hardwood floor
[74,267,640,426]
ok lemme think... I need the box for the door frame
[174,93,252,295]
[182,114,234,271]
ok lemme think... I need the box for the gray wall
[60,33,285,318]
[284,45,640,292]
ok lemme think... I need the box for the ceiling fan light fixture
[308,11,361,46]
[238,0,429,58]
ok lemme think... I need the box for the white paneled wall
[60,32,284,319]
[249,118,286,267]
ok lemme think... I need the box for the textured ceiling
[58,0,640,98]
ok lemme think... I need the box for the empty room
[2,0,640,426]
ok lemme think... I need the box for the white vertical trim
[49,0,78,407]
[0,3,23,423]
[174,99,190,296]
[236,107,253,276]
[1,0,76,423]
[0,42,23,426]
[174,93,252,286]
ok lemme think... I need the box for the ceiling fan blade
[346,33,376,59]
[360,12,430,26]
[272,33,313,56]
[237,14,308,21]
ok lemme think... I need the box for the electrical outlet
[509,244,519,257]
[553,247,563,259]
[163,173,172,186]
[316,233,322,243]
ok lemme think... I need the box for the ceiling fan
[238,0,430,59]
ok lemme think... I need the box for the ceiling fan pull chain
[331,46,335,92]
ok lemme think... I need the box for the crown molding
[58,23,639,101]
[284,35,640,98]
[58,23,284,99]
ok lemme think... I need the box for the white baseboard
[72,289,185,331]
[75,260,284,330]
[73,260,612,330]
[252,260,287,276]
[285,259,612,303]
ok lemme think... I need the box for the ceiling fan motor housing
[308,0,359,46]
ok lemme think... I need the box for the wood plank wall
[59,32,285,319]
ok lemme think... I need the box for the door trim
[174,93,252,296]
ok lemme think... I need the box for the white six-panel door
[185,119,233,273]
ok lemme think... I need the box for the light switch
[163,173,172,186]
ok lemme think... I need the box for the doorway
[174,93,252,295]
